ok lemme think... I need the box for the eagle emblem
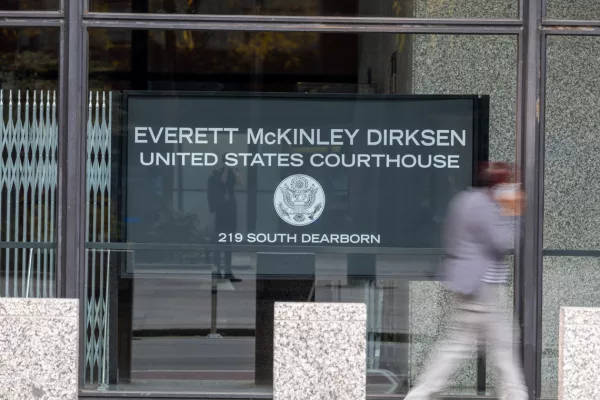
[274,175,325,226]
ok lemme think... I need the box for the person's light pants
[405,283,528,400]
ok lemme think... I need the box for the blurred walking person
[405,162,528,400]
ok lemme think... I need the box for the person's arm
[475,195,514,257]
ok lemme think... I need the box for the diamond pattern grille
[84,91,112,387]
[0,90,57,299]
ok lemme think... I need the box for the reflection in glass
[89,0,517,19]
[85,29,517,396]
[0,0,59,10]
[0,28,59,90]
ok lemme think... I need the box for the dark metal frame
[518,1,543,400]
[3,0,600,398]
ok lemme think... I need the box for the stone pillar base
[274,302,366,400]
[559,307,600,400]
[0,298,78,400]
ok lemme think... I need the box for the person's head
[475,161,512,189]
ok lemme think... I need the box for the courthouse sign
[124,93,489,249]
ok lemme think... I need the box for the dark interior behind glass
[84,29,515,397]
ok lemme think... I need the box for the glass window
[542,35,600,399]
[85,29,518,397]
[0,27,60,298]
[0,0,59,11]
[546,1,600,20]
[89,0,518,19]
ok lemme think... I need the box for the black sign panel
[123,93,488,250]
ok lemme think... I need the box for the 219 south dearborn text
[218,233,381,244]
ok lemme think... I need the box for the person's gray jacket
[442,188,514,295]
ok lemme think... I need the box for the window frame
[5,0,600,398]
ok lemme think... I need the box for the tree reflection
[0,28,58,91]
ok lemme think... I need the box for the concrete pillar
[0,298,78,399]
[559,307,600,400]
[274,302,366,400]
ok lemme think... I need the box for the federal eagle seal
[274,174,325,226]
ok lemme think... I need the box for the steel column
[518,0,544,399]
[57,0,87,388]
[58,0,86,298]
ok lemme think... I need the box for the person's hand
[494,186,526,216]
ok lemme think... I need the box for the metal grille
[0,89,57,299]
[84,91,112,387]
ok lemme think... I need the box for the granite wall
[546,0,600,20]
[558,307,600,400]
[415,0,517,19]
[408,34,518,393]
[544,36,600,251]
[542,35,600,399]
[0,298,79,400]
